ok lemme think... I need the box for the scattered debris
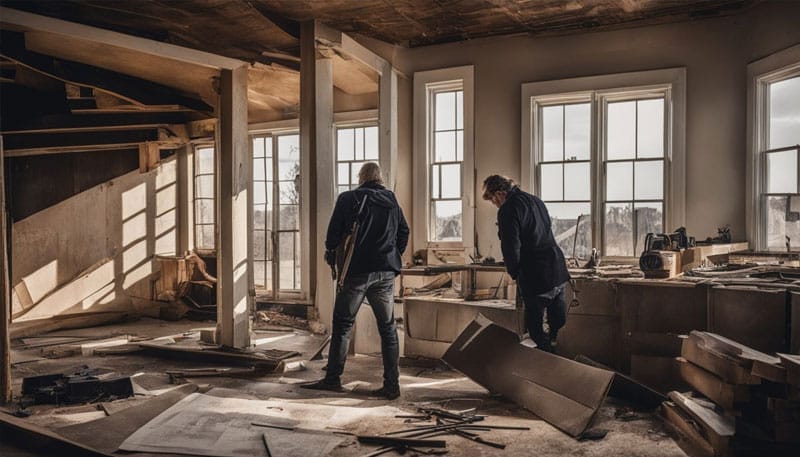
[21,366,134,405]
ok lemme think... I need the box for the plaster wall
[393,1,800,259]
[11,156,178,320]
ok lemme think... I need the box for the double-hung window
[336,125,379,194]
[523,69,686,259]
[193,145,215,250]
[413,66,475,250]
[748,48,800,250]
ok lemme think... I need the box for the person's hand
[325,249,337,267]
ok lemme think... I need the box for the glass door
[252,133,302,299]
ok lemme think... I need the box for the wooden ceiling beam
[0,112,195,134]
[2,127,187,157]
[0,31,213,113]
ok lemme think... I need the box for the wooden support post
[1,135,11,403]
[216,65,251,348]
[138,141,160,173]
[378,62,398,191]
[301,21,336,326]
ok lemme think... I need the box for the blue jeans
[324,271,399,390]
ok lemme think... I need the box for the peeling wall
[11,156,178,321]
[392,1,800,259]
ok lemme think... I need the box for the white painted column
[301,21,336,326]
[379,62,398,191]
[216,65,251,348]
[176,144,192,255]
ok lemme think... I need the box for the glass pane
[278,232,295,290]
[441,164,461,199]
[766,195,800,249]
[351,162,365,185]
[265,137,273,157]
[435,131,456,162]
[607,101,636,160]
[254,204,266,230]
[265,261,273,294]
[279,181,298,204]
[769,76,800,149]
[253,137,265,158]
[634,160,664,200]
[432,164,440,199]
[435,91,456,131]
[564,103,590,160]
[364,126,379,160]
[456,91,464,130]
[604,203,633,256]
[254,181,267,205]
[278,134,300,180]
[279,205,299,230]
[432,200,462,241]
[767,150,797,194]
[195,175,214,199]
[200,225,215,249]
[637,99,664,158]
[540,163,563,201]
[196,147,214,174]
[253,157,266,181]
[634,202,663,255]
[606,161,633,201]
[456,130,464,162]
[254,260,266,288]
[542,105,563,162]
[354,128,364,160]
[337,128,354,161]
[254,230,267,260]
[266,159,273,183]
[195,199,214,225]
[564,162,590,201]
[548,202,592,259]
[337,163,349,187]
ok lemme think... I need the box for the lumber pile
[662,331,800,456]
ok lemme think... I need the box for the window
[193,145,215,250]
[336,125,379,193]
[522,69,686,258]
[749,50,800,250]
[413,66,475,249]
[251,133,302,296]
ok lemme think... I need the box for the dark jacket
[325,181,409,275]
[497,187,570,295]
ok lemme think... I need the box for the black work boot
[368,385,400,400]
[301,378,343,392]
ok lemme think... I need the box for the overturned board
[442,314,613,437]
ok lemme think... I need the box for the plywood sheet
[442,315,613,437]
[708,286,786,353]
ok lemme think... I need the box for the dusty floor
[3,317,691,457]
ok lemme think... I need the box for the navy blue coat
[497,187,570,295]
[325,182,409,275]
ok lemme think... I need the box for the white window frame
[521,68,686,259]
[192,143,216,252]
[334,113,380,194]
[747,44,800,251]
[413,66,475,251]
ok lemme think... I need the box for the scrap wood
[357,435,447,448]
[166,366,258,382]
[682,332,761,385]
[137,342,282,369]
[667,391,734,452]
[778,353,800,386]
[310,335,332,361]
[676,357,750,411]
[661,401,716,457]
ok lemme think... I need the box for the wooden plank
[682,331,761,385]
[137,343,280,369]
[9,311,130,340]
[668,391,734,453]
[661,401,715,457]
[0,411,115,456]
[216,64,251,348]
[0,134,10,403]
[778,353,800,386]
[677,357,750,411]
[708,286,787,353]
[378,61,398,191]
